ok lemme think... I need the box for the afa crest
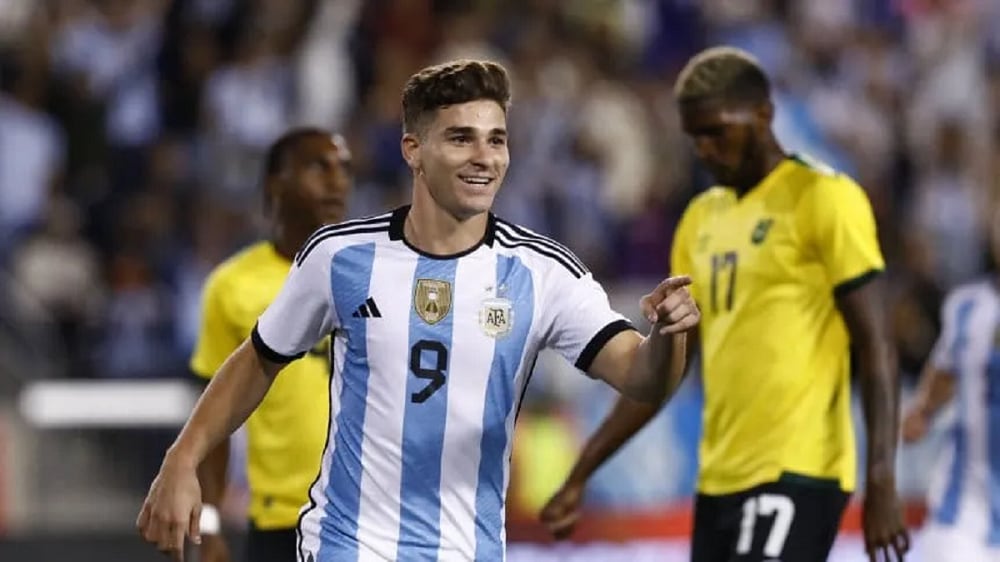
[414,279,452,324]
[479,297,513,338]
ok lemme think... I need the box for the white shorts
[916,522,1000,562]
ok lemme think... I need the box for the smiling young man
[135,59,700,562]
[541,47,910,562]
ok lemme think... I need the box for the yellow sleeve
[189,268,242,379]
[803,176,885,294]
[670,199,700,277]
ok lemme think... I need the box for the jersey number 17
[710,251,738,313]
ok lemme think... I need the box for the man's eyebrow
[441,126,508,136]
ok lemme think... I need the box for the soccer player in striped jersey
[190,128,353,562]
[902,209,1000,562]
[541,47,909,562]
[137,59,700,562]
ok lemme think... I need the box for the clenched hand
[136,455,203,561]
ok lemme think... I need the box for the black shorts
[246,523,297,562]
[691,474,850,562]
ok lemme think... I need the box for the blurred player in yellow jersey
[542,47,910,562]
[190,128,353,562]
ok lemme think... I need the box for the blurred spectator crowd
[0,0,998,391]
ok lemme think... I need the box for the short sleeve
[928,291,973,375]
[803,177,885,295]
[543,269,636,374]
[253,245,336,363]
[189,269,242,379]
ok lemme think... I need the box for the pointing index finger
[662,275,692,289]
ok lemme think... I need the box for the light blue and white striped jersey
[925,278,1000,546]
[252,206,634,562]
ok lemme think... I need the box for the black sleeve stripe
[494,232,586,278]
[295,223,390,266]
[496,219,585,269]
[251,323,305,364]
[294,213,393,264]
[833,268,882,298]
[299,213,392,249]
[494,227,587,277]
[495,221,588,273]
[575,319,638,372]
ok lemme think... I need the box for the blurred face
[680,98,769,188]
[270,134,353,233]
[403,100,510,220]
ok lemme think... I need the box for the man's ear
[401,132,422,174]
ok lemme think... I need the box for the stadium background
[0,0,997,560]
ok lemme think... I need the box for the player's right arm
[137,245,336,562]
[540,202,701,539]
[188,268,243,561]
[902,292,962,443]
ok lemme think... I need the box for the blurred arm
[568,326,693,484]
[911,363,957,420]
[167,340,282,469]
[837,277,900,484]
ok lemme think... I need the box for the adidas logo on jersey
[352,297,382,318]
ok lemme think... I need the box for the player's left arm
[539,209,702,538]
[837,278,898,482]
[807,176,909,561]
[544,266,697,404]
[584,202,702,402]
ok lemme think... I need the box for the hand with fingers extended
[136,454,204,562]
[539,481,585,540]
[640,275,699,335]
[863,479,910,562]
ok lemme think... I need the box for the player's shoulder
[492,216,590,279]
[784,154,873,217]
[204,241,273,292]
[680,187,734,224]
[294,210,395,267]
[785,153,862,194]
[787,152,840,178]
[688,186,733,209]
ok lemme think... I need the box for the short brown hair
[402,59,512,134]
[674,46,770,106]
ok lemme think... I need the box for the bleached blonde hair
[674,46,771,105]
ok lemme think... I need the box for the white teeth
[461,177,491,185]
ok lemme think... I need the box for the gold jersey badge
[414,278,452,324]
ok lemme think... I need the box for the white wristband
[199,504,221,535]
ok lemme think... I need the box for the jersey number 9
[409,339,448,403]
